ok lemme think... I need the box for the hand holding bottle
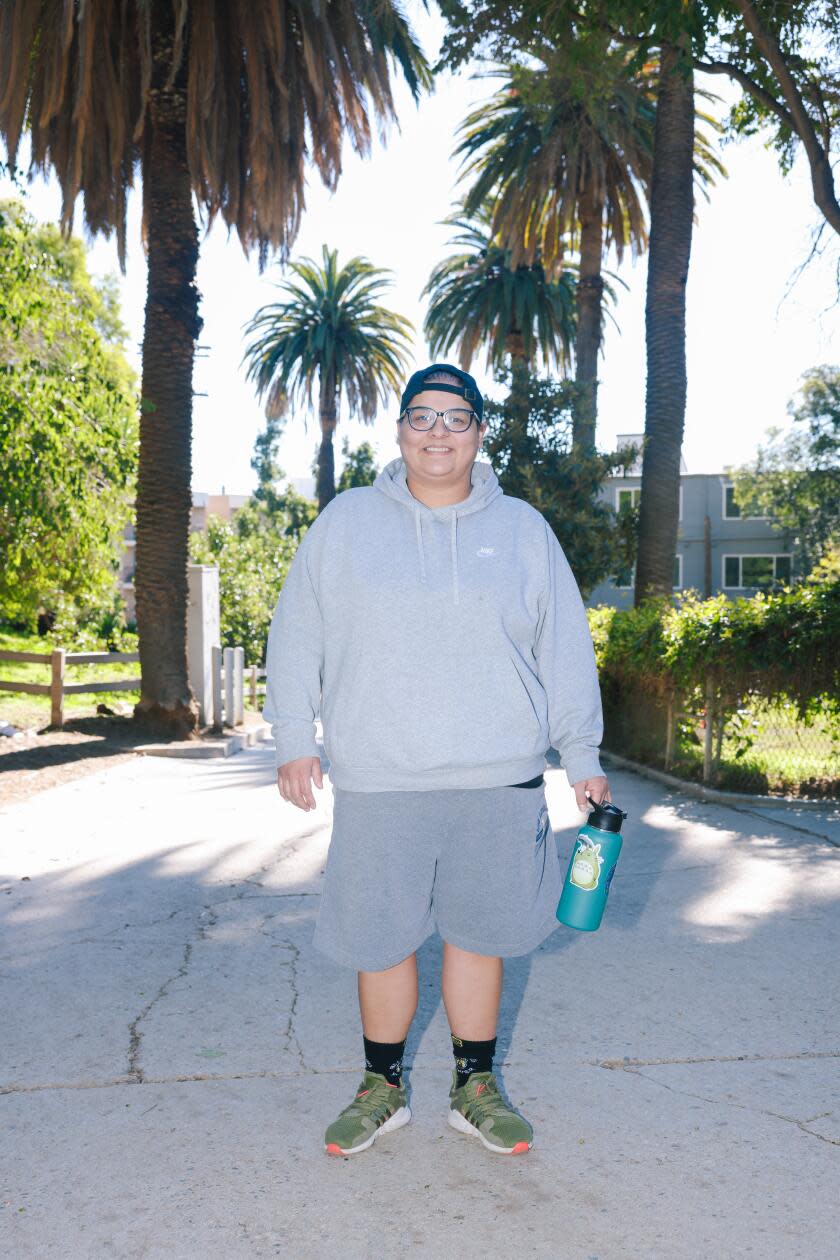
[572,775,611,811]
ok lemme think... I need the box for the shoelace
[341,1081,398,1126]
[459,1076,512,1127]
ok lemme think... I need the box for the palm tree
[422,201,577,376]
[634,38,699,605]
[242,246,414,513]
[453,45,656,452]
[0,0,431,738]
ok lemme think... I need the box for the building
[289,475,316,499]
[119,489,249,623]
[586,434,795,608]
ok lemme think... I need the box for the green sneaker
[324,1070,411,1156]
[448,1070,533,1154]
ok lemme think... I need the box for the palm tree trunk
[134,0,203,737]
[505,329,530,468]
[635,39,694,605]
[574,187,605,452]
[316,366,338,512]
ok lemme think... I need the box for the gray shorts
[312,779,564,971]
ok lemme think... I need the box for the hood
[373,455,503,605]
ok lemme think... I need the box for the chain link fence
[667,691,840,798]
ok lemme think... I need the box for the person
[263,362,611,1158]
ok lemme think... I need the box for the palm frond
[422,199,580,376]
[241,243,414,425]
[453,47,656,277]
[0,0,432,269]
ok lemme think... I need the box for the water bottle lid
[585,793,627,833]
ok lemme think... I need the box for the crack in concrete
[601,1060,840,1147]
[252,904,308,1069]
[596,1050,840,1069]
[0,894,316,963]
[619,864,710,879]
[3,1058,511,1095]
[279,937,306,1070]
[732,804,840,849]
[126,902,219,1083]
[5,840,321,952]
[0,1066,366,1095]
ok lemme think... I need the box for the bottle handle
[586,791,627,820]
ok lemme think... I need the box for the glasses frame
[398,405,482,433]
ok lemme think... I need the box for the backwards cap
[399,362,484,423]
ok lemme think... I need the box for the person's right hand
[276,756,324,811]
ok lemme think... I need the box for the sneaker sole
[448,1107,532,1155]
[325,1105,411,1156]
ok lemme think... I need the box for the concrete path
[1,744,838,1259]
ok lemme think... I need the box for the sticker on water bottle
[569,835,604,891]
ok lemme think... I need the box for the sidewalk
[1,747,838,1259]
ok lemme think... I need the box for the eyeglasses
[399,406,479,433]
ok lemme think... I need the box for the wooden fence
[0,647,140,728]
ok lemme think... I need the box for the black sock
[451,1034,497,1087]
[363,1036,406,1086]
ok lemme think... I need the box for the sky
[2,2,839,494]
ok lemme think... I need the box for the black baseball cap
[399,362,484,423]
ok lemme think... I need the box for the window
[722,555,792,590]
[774,555,792,584]
[616,485,683,520]
[613,556,682,591]
[723,482,766,520]
[616,487,641,512]
[724,485,741,519]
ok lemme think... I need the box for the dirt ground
[0,716,145,806]
[0,709,266,807]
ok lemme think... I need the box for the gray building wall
[586,471,795,609]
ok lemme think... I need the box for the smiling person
[263,363,610,1157]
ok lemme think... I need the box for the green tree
[189,507,298,668]
[423,200,577,374]
[730,365,840,573]
[337,438,379,491]
[0,199,137,629]
[250,412,317,540]
[452,42,656,451]
[697,0,840,237]
[482,366,638,597]
[437,0,726,602]
[250,413,286,516]
[242,245,414,513]
[0,0,431,737]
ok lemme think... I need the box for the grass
[0,628,141,730]
[671,699,839,797]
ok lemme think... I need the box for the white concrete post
[187,565,221,726]
[233,646,245,726]
[223,646,234,729]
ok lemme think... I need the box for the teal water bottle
[556,795,628,932]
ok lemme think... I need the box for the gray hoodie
[262,454,605,791]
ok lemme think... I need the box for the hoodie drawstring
[450,513,459,605]
[414,508,426,583]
